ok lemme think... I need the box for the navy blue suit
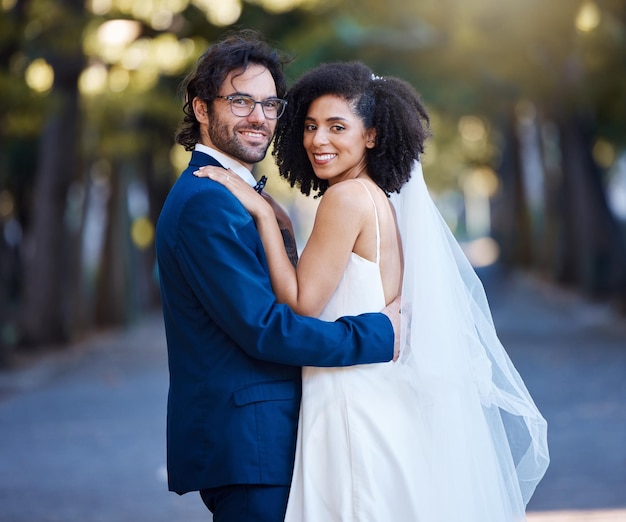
[156,150,393,498]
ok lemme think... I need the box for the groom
[155,30,400,522]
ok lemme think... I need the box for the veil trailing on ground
[390,160,549,519]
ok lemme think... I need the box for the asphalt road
[0,267,625,521]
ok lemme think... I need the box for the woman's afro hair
[272,61,430,197]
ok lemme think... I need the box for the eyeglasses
[214,95,287,119]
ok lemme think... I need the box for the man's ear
[366,128,377,149]
[192,97,209,124]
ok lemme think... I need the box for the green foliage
[0,0,624,346]
[2,0,622,192]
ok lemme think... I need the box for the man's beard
[207,117,271,165]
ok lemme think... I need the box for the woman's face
[303,94,376,185]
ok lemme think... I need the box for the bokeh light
[109,67,130,92]
[79,63,108,95]
[87,0,112,15]
[192,0,242,26]
[25,58,54,93]
[576,1,601,32]
[463,167,499,198]
[458,115,486,142]
[150,8,175,30]
[152,33,193,74]
[592,139,615,169]
[97,19,142,47]
[120,38,151,70]
[461,236,500,268]
[170,144,189,174]
[131,216,155,249]
[0,190,15,220]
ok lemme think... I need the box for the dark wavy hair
[175,29,291,151]
[272,61,430,196]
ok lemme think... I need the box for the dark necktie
[254,176,267,194]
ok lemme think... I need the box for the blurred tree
[1,0,624,357]
[0,0,31,362]
[17,0,87,345]
[279,0,626,303]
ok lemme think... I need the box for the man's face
[200,64,279,169]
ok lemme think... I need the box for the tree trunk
[139,148,166,310]
[19,94,82,345]
[0,0,30,362]
[18,0,85,346]
[556,111,626,298]
[94,161,131,327]
[535,117,563,279]
[492,110,532,267]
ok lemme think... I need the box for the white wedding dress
[284,169,549,521]
[285,182,427,521]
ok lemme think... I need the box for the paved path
[0,268,624,521]
[482,269,626,521]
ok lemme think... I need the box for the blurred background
[0,0,625,360]
[0,2,625,520]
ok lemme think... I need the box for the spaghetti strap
[353,179,381,265]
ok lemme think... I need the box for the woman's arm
[194,166,302,306]
[194,166,365,317]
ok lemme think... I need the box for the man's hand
[381,296,402,361]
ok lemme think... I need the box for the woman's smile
[303,95,376,184]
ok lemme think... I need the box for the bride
[196,61,549,521]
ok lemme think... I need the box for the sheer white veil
[390,160,549,518]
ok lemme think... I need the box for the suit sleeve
[176,183,393,367]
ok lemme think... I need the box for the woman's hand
[381,295,402,361]
[193,166,271,219]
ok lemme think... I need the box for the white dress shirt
[194,143,257,187]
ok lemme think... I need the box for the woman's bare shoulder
[319,179,373,214]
